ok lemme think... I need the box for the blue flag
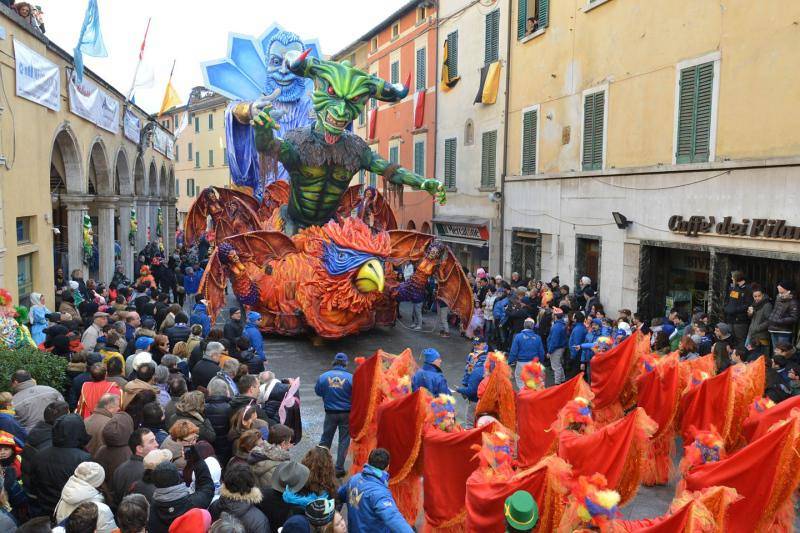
[73,0,108,83]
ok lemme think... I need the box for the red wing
[337,186,398,232]
[260,181,290,219]
[387,230,431,264]
[184,193,210,246]
[216,187,262,214]
[337,185,362,219]
[200,230,297,324]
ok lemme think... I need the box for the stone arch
[406,220,417,231]
[87,137,113,195]
[421,222,431,234]
[148,160,157,197]
[134,155,146,195]
[51,123,84,193]
[114,148,133,196]
[159,164,167,199]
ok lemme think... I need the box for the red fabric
[517,374,588,467]
[422,424,494,531]
[678,354,715,392]
[413,89,426,129]
[636,356,680,486]
[678,369,733,442]
[78,380,122,419]
[616,502,693,532]
[742,395,800,443]
[684,416,800,533]
[350,354,380,441]
[368,108,378,140]
[590,335,637,411]
[557,409,645,504]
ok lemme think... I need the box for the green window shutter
[194,116,199,133]
[175,179,180,197]
[582,92,604,170]
[358,111,365,126]
[485,10,500,64]
[175,145,179,162]
[359,170,365,184]
[517,0,528,39]
[369,172,377,187]
[389,145,399,164]
[195,152,200,168]
[538,0,549,29]
[188,142,192,160]
[447,32,458,79]
[416,48,426,90]
[208,149,214,167]
[414,140,425,175]
[444,138,457,189]
[391,61,400,85]
[223,148,228,166]
[481,130,498,188]
[208,113,213,130]
[676,62,714,164]
[521,109,538,174]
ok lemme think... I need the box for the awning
[438,235,489,248]
[433,216,491,242]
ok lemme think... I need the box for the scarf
[153,483,191,503]
[0,407,15,417]
[282,488,327,508]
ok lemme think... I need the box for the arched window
[464,119,474,146]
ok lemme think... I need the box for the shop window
[676,61,714,163]
[484,9,500,64]
[481,130,497,188]
[16,217,32,244]
[517,0,549,40]
[444,138,457,189]
[512,231,541,281]
[582,90,605,170]
[17,253,33,303]
[575,236,601,293]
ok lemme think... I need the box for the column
[117,197,135,280]
[96,198,118,286]
[167,199,178,251]
[136,199,149,251]
[149,198,158,246]
[64,199,88,276]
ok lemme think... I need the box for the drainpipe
[432,1,440,232]
[499,0,513,276]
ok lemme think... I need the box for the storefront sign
[68,75,120,133]
[123,108,141,144]
[669,215,800,241]
[14,39,60,111]
[435,222,489,241]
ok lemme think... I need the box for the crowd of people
[3,1,45,33]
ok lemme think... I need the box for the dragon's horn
[287,48,312,73]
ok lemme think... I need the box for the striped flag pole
[126,17,152,102]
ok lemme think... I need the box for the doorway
[575,236,601,292]
[511,230,541,282]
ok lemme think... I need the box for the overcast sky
[40,0,407,113]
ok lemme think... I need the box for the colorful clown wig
[749,396,775,418]
[571,474,622,529]
[430,394,458,432]
[553,396,594,433]
[472,428,517,481]
[594,337,613,353]
[520,359,545,391]
[680,427,726,476]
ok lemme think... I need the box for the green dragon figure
[231,50,445,235]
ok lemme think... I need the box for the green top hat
[504,490,539,531]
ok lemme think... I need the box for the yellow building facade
[504,0,800,318]
[0,6,175,305]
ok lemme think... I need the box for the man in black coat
[164,313,191,351]
[723,270,754,346]
[205,379,233,466]
[192,342,224,391]
[21,400,69,515]
[223,308,245,347]
[29,413,91,517]
[147,456,214,533]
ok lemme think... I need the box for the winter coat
[54,475,117,533]
[244,312,265,360]
[260,487,304,533]
[505,301,530,335]
[93,412,134,481]
[209,486,270,533]
[237,348,265,375]
[191,357,220,391]
[205,395,233,464]
[147,460,214,533]
[769,293,800,333]
[230,394,271,425]
[29,414,91,515]
[492,296,509,323]
[456,354,487,402]
[21,420,52,491]
[190,303,211,337]
[0,410,27,445]
[337,464,413,533]
[747,297,773,345]
[260,380,289,424]
[248,442,291,490]
[183,271,202,295]
[411,364,450,397]
[508,329,545,366]
[163,323,191,351]
[724,282,754,324]
[224,318,245,346]
[548,318,568,353]
[12,380,64,432]
[315,367,353,412]
[167,408,217,444]
[84,407,114,456]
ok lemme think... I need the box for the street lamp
[612,212,632,229]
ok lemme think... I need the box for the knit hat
[716,322,732,338]
[142,317,156,330]
[229,307,241,317]
[0,430,21,454]
[169,508,212,533]
[504,490,539,531]
[152,461,182,488]
[73,461,105,488]
[305,498,335,527]
[778,280,795,293]
[333,352,348,365]
[131,351,153,370]
[422,348,441,365]
[281,515,312,533]
[143,449,173,470]
[135,336,155,351]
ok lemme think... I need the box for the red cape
[742,395,800,443]
[636,355,680,485]
[590,335,639,426]
[349,354,383,472]
[517,373,591,467]
[684,415,800,533]
[678,368,734,443]
[422,423,495,532]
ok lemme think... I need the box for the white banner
[68,76,120,133]
[153,126,174,160]
[123,108,141,144]
[14,39,60,111]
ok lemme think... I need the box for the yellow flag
[158,80,181,117]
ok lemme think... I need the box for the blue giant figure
[202,25,320,198]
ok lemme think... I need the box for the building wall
[435,0,509,272]
[363,3,438,231]
[0,8,174,304]
[503,0,800,315]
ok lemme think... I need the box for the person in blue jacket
[456,351,487,428]
[492,287,510,348]
[575,336,614,381]
[315,352,353,477]
[337,448,413,533]
[243,311,265,361]
[462,337,489,388]
[189,295,211,337]
[411,348,450,396]
[568,312,588,378]
[508,318,545,389]
[182,266,202,310]
[547,307,568,385]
